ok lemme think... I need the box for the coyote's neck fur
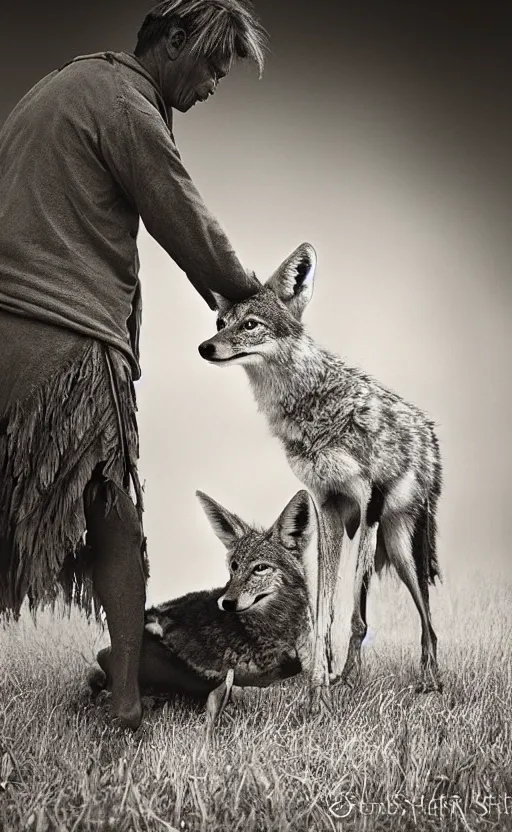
[247,334,329,403]
[245,335,365,447]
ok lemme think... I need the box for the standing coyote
[90,489,315,728]
[198,243,443,710]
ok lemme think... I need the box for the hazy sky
[1,2,511,601]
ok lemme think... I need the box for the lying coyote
[90,489,315,729]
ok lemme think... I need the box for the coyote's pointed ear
[211,272,262,316]
[273,490,316,555]
[196,491,250,548]
[266,243,317,320]
[211,292,233,316]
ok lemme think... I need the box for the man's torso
[0,53,169,379]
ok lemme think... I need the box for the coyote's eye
[243,319,260,331]
[230,560,239,571]
[253,563,272,574]
[217,318,226,331]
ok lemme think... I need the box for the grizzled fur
[198,243,443,707]
[92,490,314,709]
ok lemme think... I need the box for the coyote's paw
[416,661,443,694]
[308,683,333,716]
[336,655,363,690]
[415,677,443,695]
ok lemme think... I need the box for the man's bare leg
[86,482,146,729]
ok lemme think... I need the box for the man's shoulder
[43,53,122,122]
[57,52,118,82]
[58,52,166,119]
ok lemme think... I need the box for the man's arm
[100,89,260,308]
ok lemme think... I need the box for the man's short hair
[134,0,267,76]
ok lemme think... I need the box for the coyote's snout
[90,489,315,730]
[217,581,274,614]
[215,540,283,614]
[199,242,443,712]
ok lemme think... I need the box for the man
[0,0,266,729]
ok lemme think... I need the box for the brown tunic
[0,51,259,380]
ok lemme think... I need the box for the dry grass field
[1,567,511,832]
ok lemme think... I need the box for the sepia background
[1,1,511,602]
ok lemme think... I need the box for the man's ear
[166,27,187,60]
[265,243,316,320]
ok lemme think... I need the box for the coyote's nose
[198,341,216,359]
[220,598,237,612]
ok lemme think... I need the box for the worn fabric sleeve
[100,86,260,309]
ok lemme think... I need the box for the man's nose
[198,341,216,359]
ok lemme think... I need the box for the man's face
[162,36,231,112]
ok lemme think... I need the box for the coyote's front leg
[205,669,235,741]
[295,604,315,680]
[310,497,345,714]
[335,520,377,688]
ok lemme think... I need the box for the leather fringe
[0,340,146,620]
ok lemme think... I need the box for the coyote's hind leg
[382,514,441,693]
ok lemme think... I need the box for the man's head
[134,0,267,112]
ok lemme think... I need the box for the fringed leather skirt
[0,308,146,618]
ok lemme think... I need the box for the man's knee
[86,478,142,545]
[113,493,144,551]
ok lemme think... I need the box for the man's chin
[172,93,209,112]
[173,101,192,113]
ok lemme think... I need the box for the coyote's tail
[414,496,441,586]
